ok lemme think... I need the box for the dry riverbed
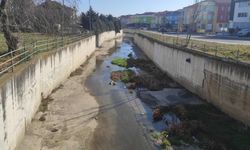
[16,40,117,150]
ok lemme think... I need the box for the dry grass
[0,33,56,54]
[128,30,250,63]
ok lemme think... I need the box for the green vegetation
[80,7,121,34]
[120,70,134,83]
[111,69,135,83]
[111,58,128,68]
[151,131,172,150]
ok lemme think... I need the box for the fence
[125,29,250,63]
[0,33,93,76]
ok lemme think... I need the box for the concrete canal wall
[0,31,122,150]
[130,33,250,126]
[97,30,123,47]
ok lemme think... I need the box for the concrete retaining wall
[131,33,250,125]
[97,30,123,47]
[0,31,122,150]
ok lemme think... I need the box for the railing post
[10,49,14,72]
[33,41,35,52]
[23,43,27,61]
[33,40,37,52]
[56,37,58,49]
[215,46,218,56]
[237,49,240,60]
[47,38,49,51]
[62,36,64,47]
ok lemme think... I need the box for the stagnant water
[85,38,157,150]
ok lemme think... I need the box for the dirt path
[16,40,118,150]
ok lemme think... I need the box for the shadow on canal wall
[125,32,250,126]
[0,31,122,150]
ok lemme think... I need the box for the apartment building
[230,0,250,29]
[181,0,231,33]
[120,12,167,29]
[164,10,182,31]
[214,0,231,32]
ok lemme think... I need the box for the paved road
[148,31,250,45]
[85,40,157,150]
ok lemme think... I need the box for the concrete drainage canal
[18,37,250,150]
[86,37,250,150]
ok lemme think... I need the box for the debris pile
[151,104,250,150]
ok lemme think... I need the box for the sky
[76,0,194,17]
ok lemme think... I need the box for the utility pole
[89,0,92,31]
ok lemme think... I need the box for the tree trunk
[185,27,192,47]
[0,0,18,52]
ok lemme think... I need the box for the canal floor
[86,37,250,150]
[85,39,158,150]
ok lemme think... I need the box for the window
[239,2,248,7]
[238,12,248,17]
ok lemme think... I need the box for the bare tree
[8,0,36,32]
[184,0,201,47]
[0,0,18,52]
[34,0,77,34]
[0,0,82,53]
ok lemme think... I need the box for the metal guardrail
[125,29,250,63]
[0,33,93,76]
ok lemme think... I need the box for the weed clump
[152,131,172,150]
[111,58,128,68]
[39,96,54,112]
[111,69,135,83]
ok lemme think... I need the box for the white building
[232,0,250,29]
